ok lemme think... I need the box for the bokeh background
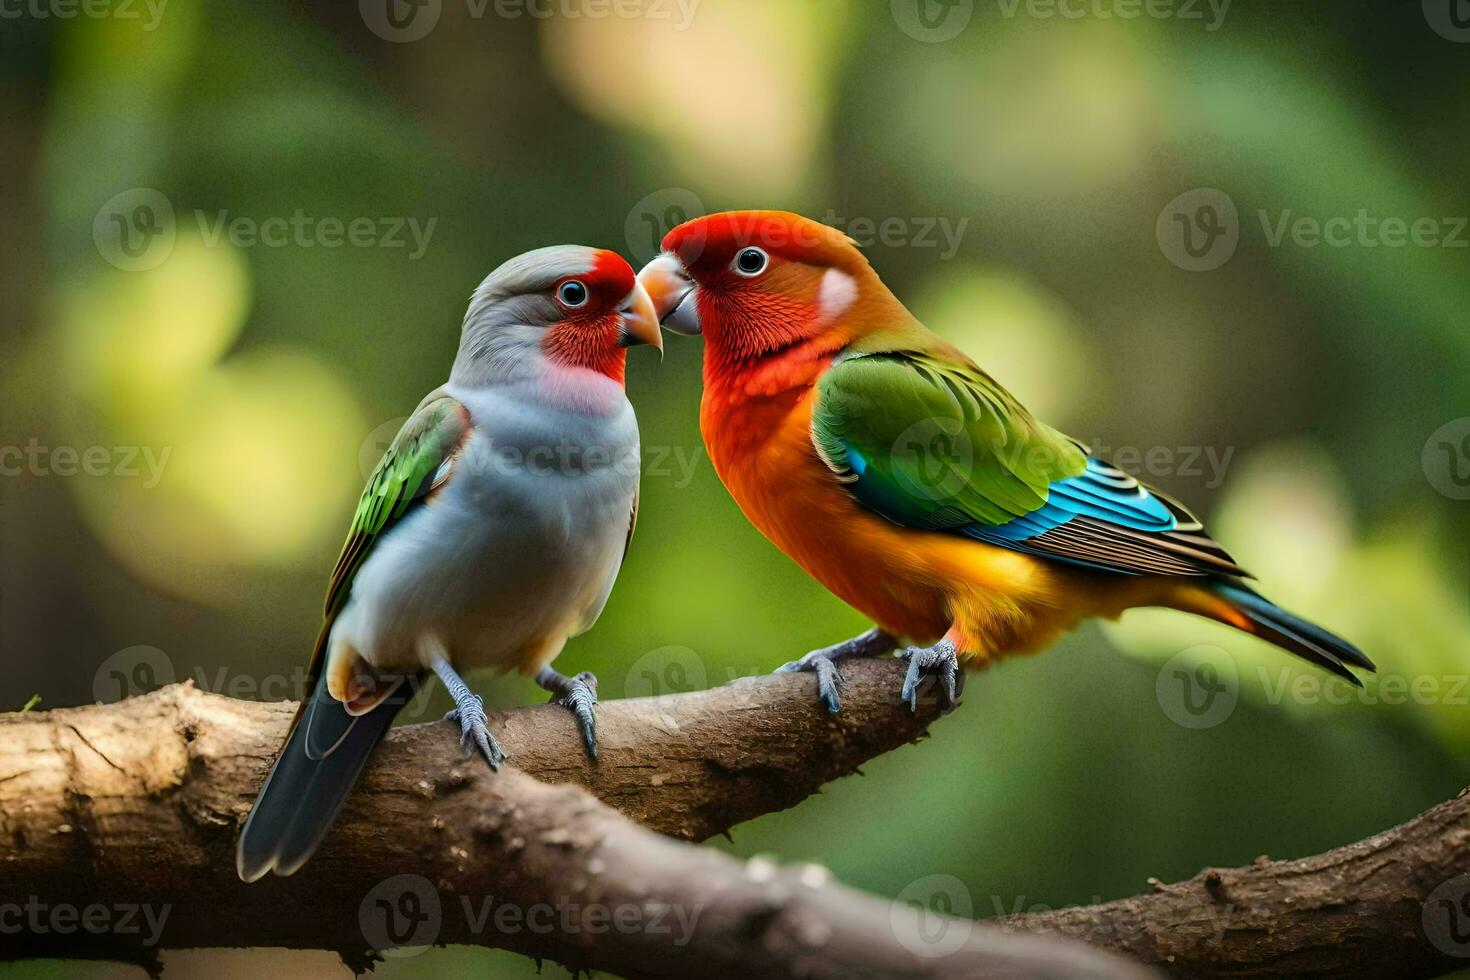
[3,0,1469,976]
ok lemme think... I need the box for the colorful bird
[638,211,1372,713]
[236,246,661,880]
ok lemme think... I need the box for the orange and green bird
[637,210,1374,712]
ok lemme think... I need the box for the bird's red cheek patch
[542,314,626,385]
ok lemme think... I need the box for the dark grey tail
[236,673,417,881]
[1210,581,1375,686]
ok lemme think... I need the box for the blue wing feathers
[838,431,1244,577]
[985,458,1176,541]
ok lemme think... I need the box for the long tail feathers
[1197,580,1375,686]
[235,673,416,882]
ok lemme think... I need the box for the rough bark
[1003,785,1470,978]
[0,662,1154,978]
[2,663,1466,978]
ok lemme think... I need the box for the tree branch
[4,662,1466,978]
[0,663,1155,979]
[1002,783,1470,978]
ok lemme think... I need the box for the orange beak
[619,281,663,355]
[637,253,700,336]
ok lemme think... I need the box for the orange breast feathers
[698,376,1138,658]
[701,383,1010,644]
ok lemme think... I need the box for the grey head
[450,244,660,388]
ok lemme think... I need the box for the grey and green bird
[236,246,661,881]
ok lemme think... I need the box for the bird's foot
[433,659,505,769]
[443,699,506,769]
[775,628,897,713]
[897,638,960,713]
[536,667,599,761]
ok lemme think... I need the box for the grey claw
[775,651,844,713]
[445,695,505,769]
[897,640,960,714]
[552,672,599,761]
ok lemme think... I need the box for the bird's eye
[733,247,769,277]
[557,280,589,309]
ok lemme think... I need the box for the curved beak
[619,281,663,356]
[637,252,701,336]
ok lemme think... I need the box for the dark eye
[733,247,768,277]
[557,280,589,308]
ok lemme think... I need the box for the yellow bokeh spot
[897,20,1155,197]
[913,266,1091,423]
[540,0,849,199]
[55,232,364,603]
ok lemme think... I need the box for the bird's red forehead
[584,249,636,297]
[662,211,849,270]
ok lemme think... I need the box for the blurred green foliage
[2,1,1468,976]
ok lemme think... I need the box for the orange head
[637,211,898,375]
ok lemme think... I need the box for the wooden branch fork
[1,659,1466,978]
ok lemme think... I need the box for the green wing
[811,349,1244,577]
[325,389,470,617]
[811,349,1086,529]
